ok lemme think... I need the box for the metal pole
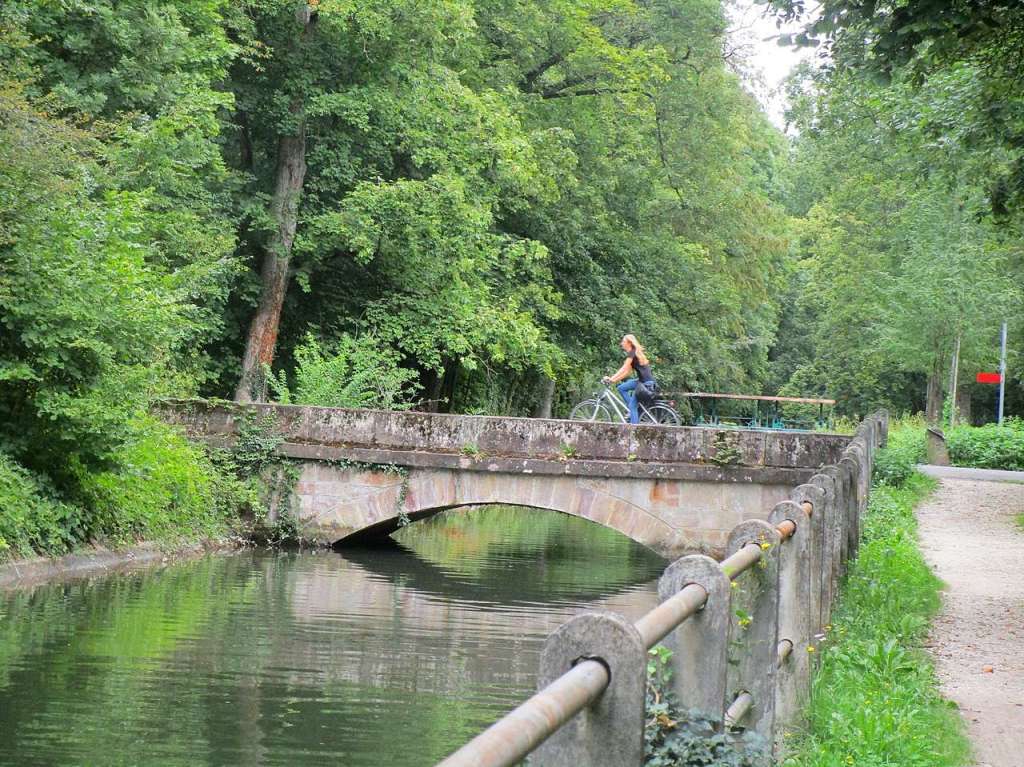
[998,321,1007,425]
[949,334,960,427]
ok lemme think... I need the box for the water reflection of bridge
[286,553,656,688]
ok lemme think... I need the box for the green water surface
[0,506,665,766]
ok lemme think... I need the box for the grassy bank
[783,454,970,765]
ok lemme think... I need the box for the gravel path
[917,478,1024,767]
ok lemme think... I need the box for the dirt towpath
[916,477,1024,767]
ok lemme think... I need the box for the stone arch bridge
[164,402,852,559]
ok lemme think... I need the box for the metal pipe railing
[437,520,803,765]
[720,541,762,580]
[724,691,754,729]
[635,582,707,649]
[776,638,794,667]
[437,659,610,767]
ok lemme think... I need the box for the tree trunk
[533,377,555,419]
[925,371,943,425]
[234,7,315,403]
[439,361,458,413]
[956,387,972,425]
[423,370,443,412]
[234,131,307,403]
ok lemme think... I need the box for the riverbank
[783,471,971,766]
[0,538,245,591]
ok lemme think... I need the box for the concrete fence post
[852,438,870,504]
[534,612,646,767]
[768,500,812,732]
[657,555,731,725]
[820,464,847,578]
[808,472,837,627]
[725,519,781,747]
[838,456,860,564]
[840,452,864,559]
[788,483,825,634]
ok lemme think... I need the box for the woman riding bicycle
[602,334,657,424]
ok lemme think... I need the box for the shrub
[0,452,84,559]
[645,646,767,767]
[872,416,926,486]
[946,417,1024,471]
[74,416,251,545]
[267,333,420,410]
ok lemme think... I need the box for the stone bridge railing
[161,400,855,558]
[436,411,889,767]
[161,399,850,483]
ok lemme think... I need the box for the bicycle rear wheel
[569,398,616,422]
[641,404,681,426]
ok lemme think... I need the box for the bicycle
[569,383,682,426]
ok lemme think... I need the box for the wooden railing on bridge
[671,392,838,431]
[435,411,888,767]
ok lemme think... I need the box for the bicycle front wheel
[569,399,616,422]
[642,404,681,426]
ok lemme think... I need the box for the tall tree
[233,3,316,402]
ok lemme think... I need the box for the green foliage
[644,645,767,767]
[783,472,971,767]
[207,410,301,541]
[872,417,926,487]
[947,418,1024,472]
[0,453,83,559]
[0,4,243,557]
[559,443,579,459]
[710,433,743,466]
[267,333,420,410]
[766,0,1024,420]
[459,443,483,458]
[73,417,249,545]
[228,412,285,474]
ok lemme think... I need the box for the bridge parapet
[161,400,853,559]
[162,400,848,480]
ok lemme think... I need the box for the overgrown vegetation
[947,418,1024,472]
[644,645,767,767]
[765,2,1023,421]
[872,416,926,486]
[267,334,421,410]
[782,439,971,767]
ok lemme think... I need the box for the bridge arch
[297,464,686,559]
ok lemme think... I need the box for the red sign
[976,372,1002,384]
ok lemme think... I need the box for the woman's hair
[622,334,649,366]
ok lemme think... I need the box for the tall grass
[872,414,927,486]
[783,445,970,766]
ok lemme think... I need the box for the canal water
[0,507,665,766]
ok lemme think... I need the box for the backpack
[637,379,658,407]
